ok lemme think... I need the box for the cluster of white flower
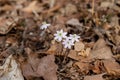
[54,29,80,49]
[40,22,80,49]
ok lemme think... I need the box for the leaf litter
[0,0,120,80]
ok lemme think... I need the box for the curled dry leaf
[0,55,24,80]
[90,38,113,59]
[0,17,16,34]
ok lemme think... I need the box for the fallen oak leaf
[20,48,58,80]
[37,54,58,80]
[90,38,113,59]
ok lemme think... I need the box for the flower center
[67,41,70,44]
[73,35,76,38]
[59,33,62,36]
[42,22,47,25]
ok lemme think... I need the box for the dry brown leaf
[114,35,120,46]
[74,41,85,52]
[0,37,5,48]
[49,0,56,8]
[110,15,119,26]
[78,48,91,57]
[84,73,105,80]
[66,18,83,26]
[0,17,16,34]
[74,61,90,74]
[20,62,36,80]
[90,38,113,59]
[47,44,57,55]
[103,59,120,77]
[37,55,58,80]
[47,41,58,55]
[0,55,24,80]
[22,1,42,13]
[102,23,111,30]
[85,48,91,57]
[91,60,103,74]
[112,4,120,12]
[114,25,120,35]
[0,4,14,11]
[65,3,77,15]
[5,37,18,47]
[47,41,63,56]
[68,50,82,60]
[21,48,58,80]
[116,1,120,4]
[113,54,120,62]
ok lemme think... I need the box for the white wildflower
[69,34,80,42]
[62,37,74,49]
[54,29,67,42]
[40,22,51,30]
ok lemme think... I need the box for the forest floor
[0,0,120,80]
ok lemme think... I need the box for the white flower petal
[46,24,51,26]
[40,22,51,30]
[60,29,63,33]
[58,37,62,41]
[54,36,59,40]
